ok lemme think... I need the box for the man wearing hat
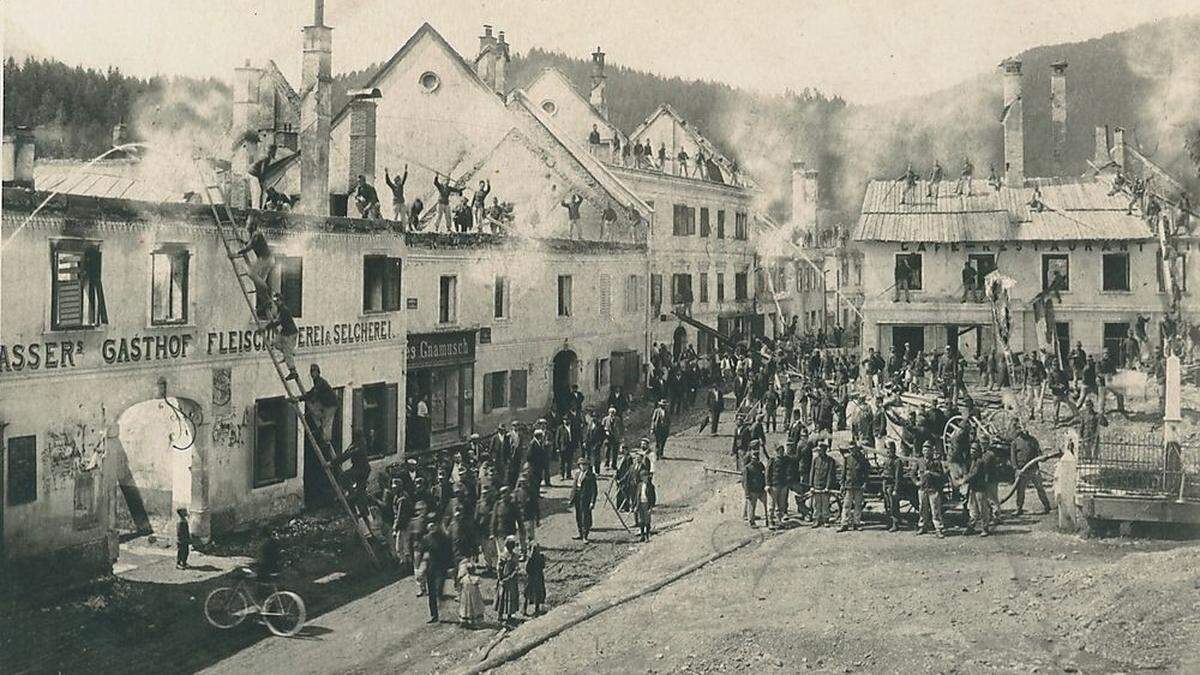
[809,440,834,527]
[530,427,550,488]
[635,468,657,542]
[263,292,300,381]
[651,399,671,459]
[916,441,947,537]
[556,415,575,481]
[838,442,869,532]
[743,448,768,527]
[614,444,635,511]
[603,407,623,471]
[570,456,598,541]
[586,410,605,475]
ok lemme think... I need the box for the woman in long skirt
[523,542,546,616]
[494,536,521,625]
[457,559,485,627]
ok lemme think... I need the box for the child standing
[456,559,485,627]
[175,508,190,569]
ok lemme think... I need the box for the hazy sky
[4,0,1197,104]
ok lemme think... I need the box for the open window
[439,275,458,323]
[363,255,402,313]
[352,382,398,458]
[253,397,297,487]
[557,275,573,317]
[1102,253,1130,292]
[894,253,923,290]
[151,245,190,325]
[1042,254,1069,292]
[51,240,108,330]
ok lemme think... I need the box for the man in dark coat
[809,441,835,527]
[570,458,598,541]
[1010,422,1051,515]
[837,443,870,532]
[651,399,671,459]
[743,451,768,528]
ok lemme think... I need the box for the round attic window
[541,100,558,115]
[419,71,441,93]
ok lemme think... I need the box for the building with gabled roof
[852,58,1189,365]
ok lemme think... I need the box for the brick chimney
[475,26,498,90]
[1113,127,1127,171]
[791,160,819,240]
[1000,58,1024,186]
[1050,61,1067,175]
[299,0,332,216]
[590,47,608,119]
[1094,125,1110,166]
[347,89,379,191]
[2,126,36,189]
[495,31,509,95]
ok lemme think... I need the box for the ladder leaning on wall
[195,166,381,568]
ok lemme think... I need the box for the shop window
[278,256,304,317]
[6,435,37,506]
[1042,254,1070,292]
[363,255,401,313]
[253,396,297,487]
[494,275,509,319]
[734,212,748,240]
[439,275,458,323]
[428,367,463,433]
[1102,253,1130,292]
[51,240,108,330]
[699,272,709,303]
[717,272,726,303]
[509,369,528,409]
[735,272,748,301]
[352,382,398,458]
[151,245,190,325]
[483,371,509,413]
[717,210,726,239]
[699,207,711,237]
[557,275,573,317]
[650,274,662,316]
[895,253,923,291]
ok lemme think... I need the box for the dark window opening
[353,382,398,458]
[51,240,108,330]
[363,255,402,313]
[254,397,297,487]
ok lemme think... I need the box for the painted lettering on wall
[898,241,1150,253]
[0,340,83,372]
[211,410,245,448]
[205,319,396,355]
[44,419,106,489]
[103,334,194,364]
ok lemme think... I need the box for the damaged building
[854,58,1189,360]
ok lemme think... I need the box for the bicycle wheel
[205,587,249,629]
[262,591,306,637]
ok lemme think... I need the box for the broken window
[6,435,37,506]
[151,245,190,325]
[51,240,108,330]
[352,382,398,458]
[1102,253,1130,292]
[895,253,923,290]
[363,255,402,313]
[253,397,297,487]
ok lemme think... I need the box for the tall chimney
[495,31,509,95]
[1094,125,1110,167]
[475,26,497,90]
[112,122,128,149]
[1000,58,1024,187]
[1050,61,1067,175]
[347,91,379,194]
[232,59,264,136]
[299,0,332,216]
[2,127,36,189]
[791,160,819,241]
[590,47,608,119]
[1113,127,1127,171]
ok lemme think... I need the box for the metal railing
[1077,430,1200,500]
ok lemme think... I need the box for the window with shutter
[51,240,106,330]
[151,246,190,325]
[510,369,527,409]
[599,274,611,318]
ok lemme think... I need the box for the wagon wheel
[942,415,965,451]
[983,408,1015,442]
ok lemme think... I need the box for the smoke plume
[127,77,232,201]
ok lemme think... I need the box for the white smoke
[1120,18,1200,183]
[127,78,231,201]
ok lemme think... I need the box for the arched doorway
[673,325,688,360]
[112,396,200,539]
[552,349,579,412]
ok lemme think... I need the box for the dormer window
[419,71,441,93]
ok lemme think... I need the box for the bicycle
[204,567,307,637]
